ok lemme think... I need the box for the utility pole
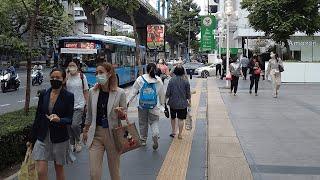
[188,21,191,62]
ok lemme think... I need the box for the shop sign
[288,40,316,46]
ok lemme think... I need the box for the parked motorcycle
[32,69,43,86]
[0,70,20,93]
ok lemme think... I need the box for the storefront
[289,36,320,62]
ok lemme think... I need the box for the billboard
[147,24,165,51]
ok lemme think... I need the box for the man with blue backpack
[127,63,165,150]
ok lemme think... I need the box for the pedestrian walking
[166,65,191,139]
[215,55,222,78]
[66,60,89,153]
[156,58,170,83]
[249,59,262,96]
[266,52,284,98]
[127,63,165,150]
[229,59,243,96]
[240,55,250,80]
[220,56,227,80]
[82,63,127,180]
[31,68,75,180]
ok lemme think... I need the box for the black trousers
[220,68,226,79]
[250,74,260,93]
[242,67,248,80]
[216,64,222,76]
[230,75,239,93]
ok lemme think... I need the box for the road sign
[200,15,216,52]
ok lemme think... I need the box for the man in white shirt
[66,60,89,152]
[215,55,222,78]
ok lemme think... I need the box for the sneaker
[234,93,237,96]
[140,139,147,146]
[255,93,258,96]
[75,142,82,153]
[152,136,159,150]
[249,90,252,94]
[169,133,175,138]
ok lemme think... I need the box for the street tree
[241,0,320,58]
[166,0,201,56]
[73,0,142,74]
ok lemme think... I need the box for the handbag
[226,73,232,80]
[112,117,141,154]
[18,142,38,180]
[254,68,261,75]
[164,103,169,118]
[277,59,284,72]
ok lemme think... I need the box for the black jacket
[32,88,74,143]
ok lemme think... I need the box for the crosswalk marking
[156,79,203,180]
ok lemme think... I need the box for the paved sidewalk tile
[216,77,320,180]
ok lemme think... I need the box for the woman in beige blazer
[82,63,127,180]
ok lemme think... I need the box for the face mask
[68,67,77,74]
[50,79,63,89]
[96,74,109,85]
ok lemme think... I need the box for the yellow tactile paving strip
[156,79,202,180]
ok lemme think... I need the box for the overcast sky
[148,0,208,15]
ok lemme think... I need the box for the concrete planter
[265,62,320,83]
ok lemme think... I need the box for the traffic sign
[200,15,216,52]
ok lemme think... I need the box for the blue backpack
[139,76,158,109]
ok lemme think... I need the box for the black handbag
[277,59,284,72]
[164,104,169,118]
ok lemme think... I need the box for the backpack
[139,76,158,109]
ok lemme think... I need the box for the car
[194,64,216,78]
[183,62,205,75]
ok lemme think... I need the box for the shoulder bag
[112,113,141,154]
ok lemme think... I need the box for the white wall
[266,62,320,83]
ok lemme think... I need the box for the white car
[194,64,216,78]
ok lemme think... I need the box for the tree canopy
[0,0,73,50]
[166,0,200,50]
[241,0,320,46]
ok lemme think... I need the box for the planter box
[265,62,320,83]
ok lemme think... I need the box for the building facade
[218,0,320,62]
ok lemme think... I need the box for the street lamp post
[225,0,233,87]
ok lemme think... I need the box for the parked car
[195,64,216,78]
[183,62,205,75]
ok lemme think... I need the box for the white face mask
[270,53,275,59]
[68,67,77,75]
[96,73,109,85]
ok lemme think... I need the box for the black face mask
[50,79,63,89]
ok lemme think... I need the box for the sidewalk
[5,78,208,180]
[207,78,253,180]
[214,77,320,180]
[7,76,320,180]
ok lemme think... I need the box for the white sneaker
[75,142,82,153]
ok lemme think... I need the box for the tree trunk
[284,40,292,60]
[83,5,94,34]
[24,0,40,115]
[83,5,106,35]
[130,14,142,75]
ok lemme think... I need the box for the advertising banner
[147,24,165,51]
[200,15,216,52]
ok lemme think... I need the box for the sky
[148,0,208,15]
